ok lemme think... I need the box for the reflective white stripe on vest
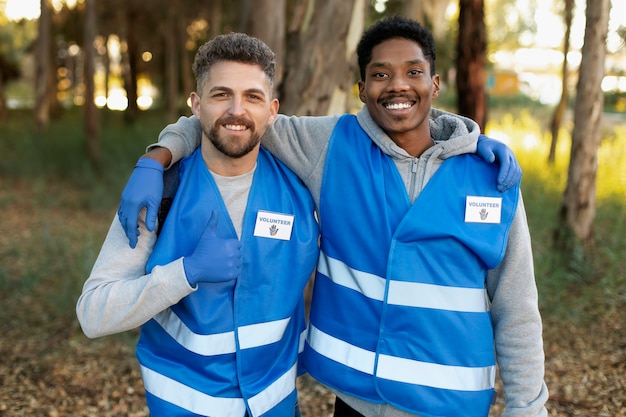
[153,309,236,355]
[141,365,247,416]
[318,252,489,312]
[154,309,293,355]
[308,325,495,391]
[317,252,386,301]
[238,318,290,349]
[387,280,490,312]
[248,362,297,417]
[376,354,496,391]
[308,325,376,374]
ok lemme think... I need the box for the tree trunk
[557,0,611,251]
[400,0,424,27]
[165,0,179,121]
[124,7,139,122]
[35,0,52,133]
[0,74,6,120]
[104,35,111,107]
[548,0,574,165]
[456,0,488,131]
[239,0,286,91]
[279,0,365,116]
[84,0,101,171]
[424,0,452,39]
[209,0,222,39]
[179,14,193,110]
[47,35,62,119]
[400,0,451,40]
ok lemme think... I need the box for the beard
[203,116,261,159]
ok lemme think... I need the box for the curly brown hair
[192,33,276,94]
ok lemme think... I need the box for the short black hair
[192,32,276,93]
[356,16,436,80]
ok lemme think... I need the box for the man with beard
[76,33,319,417]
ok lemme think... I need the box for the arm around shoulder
[147,115,202,168]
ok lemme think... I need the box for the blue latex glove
[118,158,164,248]
[476,134,522,192]
[183,211,242,286]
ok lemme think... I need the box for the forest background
[0,0,625,416]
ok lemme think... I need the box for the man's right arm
[77,210,241,338]
[149,115,202,168]
[76,213,194,338]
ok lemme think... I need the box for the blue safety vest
[139,147,319,417]
[303,115,519,417]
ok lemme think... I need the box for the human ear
[190,92,201,117]
[267,98,279,125]
[432,74,441,98]
[358,81,366,103]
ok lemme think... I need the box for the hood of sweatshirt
[356,105,480,162]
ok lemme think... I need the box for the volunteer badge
[465,196,502,224]
[253,210,294,240]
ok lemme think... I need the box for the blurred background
[0,0,624,416]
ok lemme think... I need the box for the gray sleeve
[149,116,202,168]
[261,114,338,180]
[260,114,339,204]
[487,195,549,417]
[75,212,194,338]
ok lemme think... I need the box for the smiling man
[115,16,548,417]
[76,33,319,417]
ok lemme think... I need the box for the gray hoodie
[152,106,549,417]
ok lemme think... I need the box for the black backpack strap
[157,161,180,236]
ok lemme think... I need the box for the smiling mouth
[224,124,248,131]
[384,102,413,110]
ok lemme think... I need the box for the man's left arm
[487,197,549,417]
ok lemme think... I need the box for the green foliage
[604,90,626,113]
[486,108,626,325]
[0,17,37,82]
[486,0,538,52]
[0,109,168,321]
[0,108,163,207]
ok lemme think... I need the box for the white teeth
[385,102,412,110]
[225,124,247,131]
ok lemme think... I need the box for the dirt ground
[0,297,624,417]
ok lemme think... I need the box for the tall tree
[208,0,222,39]
[0,55,6,120]
[35,0,52,132]
[239,0,286,89]
[279,0,365,116]
[123,3,140,122]
[164,0,180,121]
[557,0,612,250]
[456,0,488,131]
[395,0,451,39]
[178,13,195,106]
[83,0,100,171]
[548,0,575,165]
